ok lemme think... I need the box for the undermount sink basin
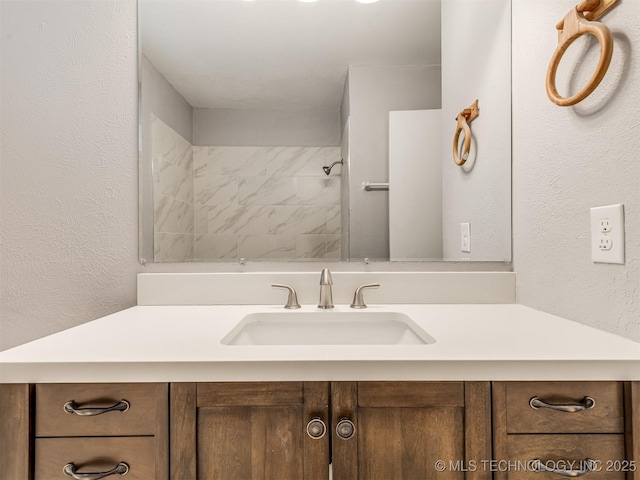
[221,311,436,346]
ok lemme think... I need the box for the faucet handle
[272,284,301,309]
[350,283,380,309]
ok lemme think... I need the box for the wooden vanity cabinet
[33,383,168,480]
[170,381,491,480]
[3,380,638,479]
[331,381,492,480]
[493,382,639,480]
[170,382,330,480]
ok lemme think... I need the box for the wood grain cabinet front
[505,434,626,480]
[504,381,624,434]
[171,382,330,480]
[35,437,156,480]
[169,381,492,480]
[493,381,639,480]
[330,381,492,480]
[36,383,164,437]
[35,383,169,480]
[3,380,637,480]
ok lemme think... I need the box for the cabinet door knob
[306,418,327,439]
[336,418,355,440]
[64,399,130,416]
[63,462,129,479]
[532,458,594,477]
[529,396,595,413]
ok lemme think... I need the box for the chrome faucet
[318,268,334,309]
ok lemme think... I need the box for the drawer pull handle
[529,396,595,412]
[532,459,594,477]
[63,462,129,479]
[64,399,130,416]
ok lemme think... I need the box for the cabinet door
[170,382,329,480]
[331,382,491,480]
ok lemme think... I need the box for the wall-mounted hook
[452,99,479,166]
[546,0,618,106]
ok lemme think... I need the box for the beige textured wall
[1,0,139,350]
[441,0,512,262]
[512,0,640,341]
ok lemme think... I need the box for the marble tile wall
[151,117,342,261]
[193,146,342,261]
[152,115,194,262]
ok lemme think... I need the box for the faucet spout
[318,268,334,309]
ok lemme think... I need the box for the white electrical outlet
[461,223,471,253]
[600,218,612,233]
[591,204,624,264]
[598,236,612,251]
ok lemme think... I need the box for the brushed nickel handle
[306,418,327,439]
[532,459,594,477]
[64,400,130,416]
[529,396,595,412]
[336,418,355,440]
[272,284,301,309]
[63,462,129,479]
[350,283,380,309]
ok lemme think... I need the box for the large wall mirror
[139,0,511,264]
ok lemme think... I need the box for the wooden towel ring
[452,100,479,166]
[546,0,617,107]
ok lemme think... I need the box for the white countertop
[1,304,638,383]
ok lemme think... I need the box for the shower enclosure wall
[151,117,343,262]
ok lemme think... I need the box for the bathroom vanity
[2,380,638,479]
[1,273,639,479]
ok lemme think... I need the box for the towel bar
[362,182,389,191]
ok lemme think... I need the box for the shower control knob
[306,418,326,439]
[336,418,355,440]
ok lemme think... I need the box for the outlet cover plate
[590,204,624,264]
[461,223,471,253]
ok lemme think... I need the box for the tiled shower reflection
[152,115,195,262]
[152,118,341,262]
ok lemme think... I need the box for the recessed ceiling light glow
[355,0,379,3]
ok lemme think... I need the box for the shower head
[322,159,344,176]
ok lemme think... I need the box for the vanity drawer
[506,434,626,479]
[505,381,623,433]
[36,383,164,437]
[35,437,155,480]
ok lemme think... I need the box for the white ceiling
[140,0,441,110]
